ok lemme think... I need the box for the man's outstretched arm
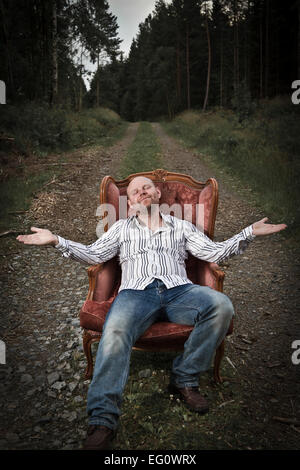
[17,227,59,246]
[252,217,287,236]
[16,221,123,265]
[184,217,287,264]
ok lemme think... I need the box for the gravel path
[0,123,139,450]
[152,123,300,448]
[0,121,299,450]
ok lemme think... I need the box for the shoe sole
[82,430,116,450]
[167,384,209,415]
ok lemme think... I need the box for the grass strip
[0,169,59,231]
[161,98,300,240]
[117,121,163,179]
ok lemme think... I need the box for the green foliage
[118,122,163,179]
[86,107,122,127]
[231,81,256,122]
[0,170,58,231]
[0,104,125,155]
[163,97,300,233]
[0,0,121,107]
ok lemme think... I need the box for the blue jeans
[87,279,234,430]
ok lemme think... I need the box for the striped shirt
[55,213,255,292]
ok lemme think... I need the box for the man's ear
[156,187,161,199]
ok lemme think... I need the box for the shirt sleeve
[183,220,256,264]
[54,219,123,265]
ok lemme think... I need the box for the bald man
[17,176,286,450]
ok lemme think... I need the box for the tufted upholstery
[79,169,231,382]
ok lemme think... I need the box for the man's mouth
[139,196,151,202]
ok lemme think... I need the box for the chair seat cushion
[80,299,194,349]
[80,297,233,350]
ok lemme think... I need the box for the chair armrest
[197,261,225,292]
[85,257,121,302]
[209,262,225,292]
[86,264,104,300]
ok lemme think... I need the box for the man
[17,176,287,450]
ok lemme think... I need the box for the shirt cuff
[54,235,67,250]
[242,224,256,241]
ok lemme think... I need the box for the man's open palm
[16,227,58,246]
[252,217,287,236]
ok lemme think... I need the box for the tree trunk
[220,29,223,107]
[203,13,211,111]
[50,0,58,106]
[176,34,182,106]
[0,0,15,99]
[96,54,100,107]
[41,1,48,102]
[244,0,250,88]
[264,0,269,98]
[298,0,300,79]
[186,23,191,109]
[233,0,239,93]
[259,1,263,99]
[78,50,84,112]
[166,90,172,120]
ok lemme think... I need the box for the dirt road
[0,122,299,450]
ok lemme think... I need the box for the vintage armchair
[79,168,233,383]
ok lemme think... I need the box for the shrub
[0,103,124,155]
[162,96,300,231]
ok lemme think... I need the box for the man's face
[127,177,161,213]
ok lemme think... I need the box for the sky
[83,0,171,88]
[107,0,171,58]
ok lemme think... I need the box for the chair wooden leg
[83,330,97,380]
[213,339,225,383]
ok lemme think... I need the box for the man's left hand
[252,217,287,236]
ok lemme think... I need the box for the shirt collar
[130,212,174,230]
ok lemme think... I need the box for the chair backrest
[100,168,218,238]
[93,169,219,301]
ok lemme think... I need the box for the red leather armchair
[79,169,233,382]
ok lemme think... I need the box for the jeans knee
[222,297,234,325]
[100,323,133,357]
[214,293,234,324]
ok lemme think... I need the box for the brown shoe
[83,425,115,450]
[168,383,209,414]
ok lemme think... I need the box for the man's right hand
[16,227,58,246]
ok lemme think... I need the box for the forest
[1,0,299,231]
[1,1,300,452]
[0,0,298,118]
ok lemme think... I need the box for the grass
[0,170,59,232]
[117,121,163,179]
[83,345,269,450]
[161,96,300,240]
[0,106,128,232]
[0,104,128,156]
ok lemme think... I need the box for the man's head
[127,176,161,213]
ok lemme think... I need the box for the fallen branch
[0,229,20,237]
[32,176,57,196]
[219,400,235,408]
[8,210,27,215]
[0,136,15,141]
[225,356,236,369]
[291,425,300,434]
[272,416,300,426]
